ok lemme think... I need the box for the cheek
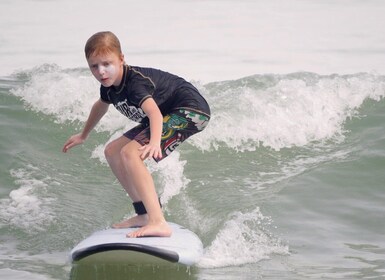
[90,68,100,79]
[104,64,117,76]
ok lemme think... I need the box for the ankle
[132,198,162,215]
[148,217,168,225]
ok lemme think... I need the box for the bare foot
[112,215,149,229]
[127,221,172,238]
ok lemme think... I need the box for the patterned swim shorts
[123,109,210,162]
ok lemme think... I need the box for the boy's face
[87,52,124,87]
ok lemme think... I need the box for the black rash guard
[100,65,210,123]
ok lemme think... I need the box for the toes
[127,229,142,238]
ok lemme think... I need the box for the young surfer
[62,31,210,238]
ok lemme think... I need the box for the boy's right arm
[62,99,109,153]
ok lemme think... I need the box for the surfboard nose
[70,222,203,266]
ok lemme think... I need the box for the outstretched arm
[62,99,109,153]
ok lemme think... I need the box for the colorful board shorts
[123,109,210,162]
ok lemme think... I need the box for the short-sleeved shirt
[100,65,210,124]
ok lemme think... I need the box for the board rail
[72,242,179,263]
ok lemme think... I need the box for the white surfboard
[70,222,203,266]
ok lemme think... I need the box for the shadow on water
[70,263,198,280]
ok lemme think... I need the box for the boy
[62,31,210,238]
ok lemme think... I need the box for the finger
[148,148,156,159]
[156,151,163,159]
[62,142,71,153]
[63,143,72,153]
[63,137,75,152]
[64,141,78,153]
[152,149,161,159]
[140,147,150,160]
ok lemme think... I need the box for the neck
[113,64,125,87]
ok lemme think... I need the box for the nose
[98,65,106,76]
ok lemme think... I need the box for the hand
[138,142,163,160]
[62,133,86,153]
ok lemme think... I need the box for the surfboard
[70,222,203,266]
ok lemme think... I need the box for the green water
[1,70,385,279]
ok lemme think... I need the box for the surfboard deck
[70,222,203,266]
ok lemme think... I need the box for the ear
[120,53,125,65]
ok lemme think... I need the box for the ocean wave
[198,208,289,268]
[7,65,385,153]
[196,72,385,151]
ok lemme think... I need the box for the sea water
[1,0,385,279]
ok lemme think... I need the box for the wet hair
[84,31,122,59]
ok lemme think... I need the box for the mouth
[100,77,111,85]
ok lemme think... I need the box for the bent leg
[104,136,149,228]
[120,140,171,237]
[104,136,141,200]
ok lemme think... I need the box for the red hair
[84,31,122,59]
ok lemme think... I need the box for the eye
[103,62,110,67]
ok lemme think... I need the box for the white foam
[198,208,289,268]
[0,166,56,232]
[11,64,127,134]
[147,151,190,205]
[11,66,385,154]
[197,73,385,151]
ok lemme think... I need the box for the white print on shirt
[115,99,146,122]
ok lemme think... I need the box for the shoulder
[129,66,155,81]
[129,66,153,78]
[128,66,156,91]
[129,66,178,81]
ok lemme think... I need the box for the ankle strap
[132,198,162,215]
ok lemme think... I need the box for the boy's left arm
[140,98,163,160]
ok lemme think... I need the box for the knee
[104,142,118,160]
[120,143,139,163]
